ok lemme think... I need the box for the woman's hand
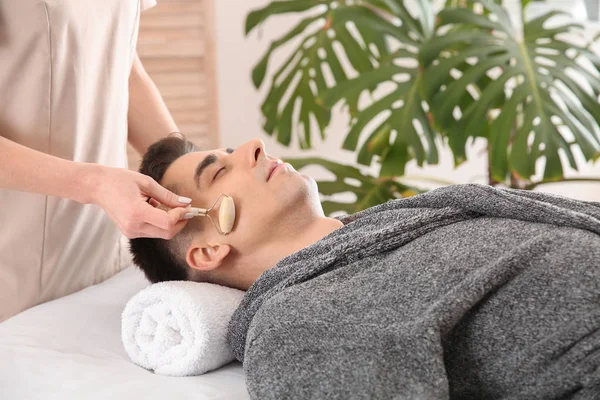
[0,137,191,239]
[87,165,194,239]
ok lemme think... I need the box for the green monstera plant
[247,0,600,215]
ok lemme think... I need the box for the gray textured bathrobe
[227,183,600,400]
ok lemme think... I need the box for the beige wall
[213,0,600,200]
[129,0,220,170]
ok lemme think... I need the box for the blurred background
[131,0,600,212]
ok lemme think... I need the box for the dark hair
[129,135,199,283]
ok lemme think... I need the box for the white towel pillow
[121,281,245,376]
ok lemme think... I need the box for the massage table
[0,267,249,399]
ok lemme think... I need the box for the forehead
[161,148,227,190]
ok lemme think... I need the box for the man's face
[160,137,320,251]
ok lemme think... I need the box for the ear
[186,242,231,272]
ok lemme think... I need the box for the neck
[228,216,344,290]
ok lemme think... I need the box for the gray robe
[227,184,600,399]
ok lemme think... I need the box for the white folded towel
[121,281,245,376]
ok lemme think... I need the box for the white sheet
[0,267,249,400]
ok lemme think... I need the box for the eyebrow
[194,148,235,190]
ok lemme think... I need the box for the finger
[161,207,195,238]
[135,220,188,240]
[139,203,191,231]
[138,203,174,230]
[168,205,196,222]
[142,177,192,208]
[148,198,161,208]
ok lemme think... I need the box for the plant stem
[486,142,500,187]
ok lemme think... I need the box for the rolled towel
[121,281,245,376]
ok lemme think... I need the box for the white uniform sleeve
[141,0,157,12]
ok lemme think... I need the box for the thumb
[143,178,192,208]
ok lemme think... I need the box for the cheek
[227,173,310,228]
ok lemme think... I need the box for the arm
[128,52,178,155]
[0,135,191,239]
[0,136,96,204]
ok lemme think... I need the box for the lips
[267,160,283,181]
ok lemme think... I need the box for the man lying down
[129,135,600,400]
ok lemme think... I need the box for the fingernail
[184,212,196,219]
[178,196,192,204]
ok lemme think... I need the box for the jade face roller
[187,194,236,235]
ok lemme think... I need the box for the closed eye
[213,148,234,182]
[214,167,225,180]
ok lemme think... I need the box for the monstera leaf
[421,0,600,183]
[285,157,426,215]
[246,0,396,149]
[319,0,441,178]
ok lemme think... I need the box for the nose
[246,137,267,167]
